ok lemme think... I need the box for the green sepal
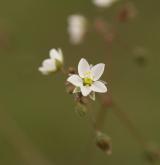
[89,92,96,101]
[73,87,81,94]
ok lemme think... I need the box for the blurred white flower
[93,0,118,8]
[39,48,63,75]
[67,58,107,97]
[67,15,87,45]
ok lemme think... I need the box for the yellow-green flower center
[55,59,63,70]
[83,77,93,86]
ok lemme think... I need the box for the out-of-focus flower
[92,0,118,8]
[67,58,107,97]
[39,48,63,75]
[133,46,148,66]
[67,15,87,45]
[117,2,137,22]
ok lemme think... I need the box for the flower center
[83,77,93,86]
[55,59,62,70]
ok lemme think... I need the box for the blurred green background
[0,0,160,164]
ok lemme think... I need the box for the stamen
[83,77,93,86]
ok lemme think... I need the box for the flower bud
[144,144,160,163]
[133,47,148,67]
[95,131,112,155]
[66,83,75,94]
[117,2,137,22]
[68,67,77,74]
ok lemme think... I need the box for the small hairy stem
[94,18,116,46]
[61,67,67,75]
[94,107,108,132]
[87,102,108,134]
[94,17,149,150]
[112,104,160,164]
[0,106,54,165]
[87,103,96,132]
[112,103,148,149]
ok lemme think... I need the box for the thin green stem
[112,103,148,149]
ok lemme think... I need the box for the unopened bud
[66,82,75,94]
[74,92,89,105]
[95,131,112,155]
[144,144,160,163]
[68,67,77,74]
[117,2,137,22]
[133,47,148,67]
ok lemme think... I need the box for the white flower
[93,0,118,8]
[67,58,107,97]
[67,15,87,45]
[39,48,63,75]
